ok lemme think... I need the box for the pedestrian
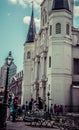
[38,97,43,110]
[7,94,12,120]
[22,104,25,114]
[24,101,29,116]
[29,98,33,113]
[25,101,29,112]
[54,104,56,115]
[44,103,47,112]
[59,105,63,115]
[56,105,60,115]
[18,106,22,116]
[12,96,18,122]
[50,104,53,116]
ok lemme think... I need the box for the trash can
[0,103,7,128]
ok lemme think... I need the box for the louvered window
[56,23,61,34]
[66,24,70,35]
[27,51,31,59]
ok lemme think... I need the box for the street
[6,121,59,130]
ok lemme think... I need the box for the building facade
[0,51,17,88]
[22,0,79,109]
[9,70,23,104]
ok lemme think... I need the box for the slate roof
[25,4,36,43]
[52,0,70,11]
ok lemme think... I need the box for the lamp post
[47,91,50,114]
[4,66,9,104]
[4,54,12,103]
[0,52,12,128]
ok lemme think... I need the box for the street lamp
[0,52,12,128]
[47,91,50,114]
[4,53,12,103]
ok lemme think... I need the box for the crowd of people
[7,95,63,122]
[22,97,43,114]
[7,96,44,122]
[50,104,63,116]
[22,101,63,117]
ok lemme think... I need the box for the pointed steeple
[25,2,36,43]
[52,0,70,11]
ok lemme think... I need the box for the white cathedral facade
[22,0,79,109]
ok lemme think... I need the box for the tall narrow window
[50,25,52,36]
[49,56,51,68]
[44,57,47,76]
[45,11,47,23]
[66,24,70,35]
[43,16,44,26]
[74,58,79,74]
[37,61,40,80]
[56,23,61,34]
[27,51,31,59]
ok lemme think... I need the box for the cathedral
[22,0,79,110]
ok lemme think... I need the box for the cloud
[18,0,27,8]
[23,16,40,29]
[74,0,79,16]
[74,6,79,16]
[34,18,40,28]
[26,0,42,9]
[23,16,30,24]
[8,0,43,8]
[8,0,79,11]
[8,0,17,4]
[8,13,11,16]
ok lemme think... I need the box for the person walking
[54,104,56,115]
[38,97,43,110]
[12,96,18,122]
[25,101,29,112]
[7,94,12,120]
[24,101,29,116]
[29,98,33,113]
[50,104,53,116]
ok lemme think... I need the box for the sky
[0,0,79,72]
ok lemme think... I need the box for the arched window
[27,51,31,59]
[66,24,70,35]
[56,23,61,34]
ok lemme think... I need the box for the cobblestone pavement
[6,120,60,130]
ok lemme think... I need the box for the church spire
[26,2,36,43]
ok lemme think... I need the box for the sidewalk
[6,120,59,130]
[6,121,27,130]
